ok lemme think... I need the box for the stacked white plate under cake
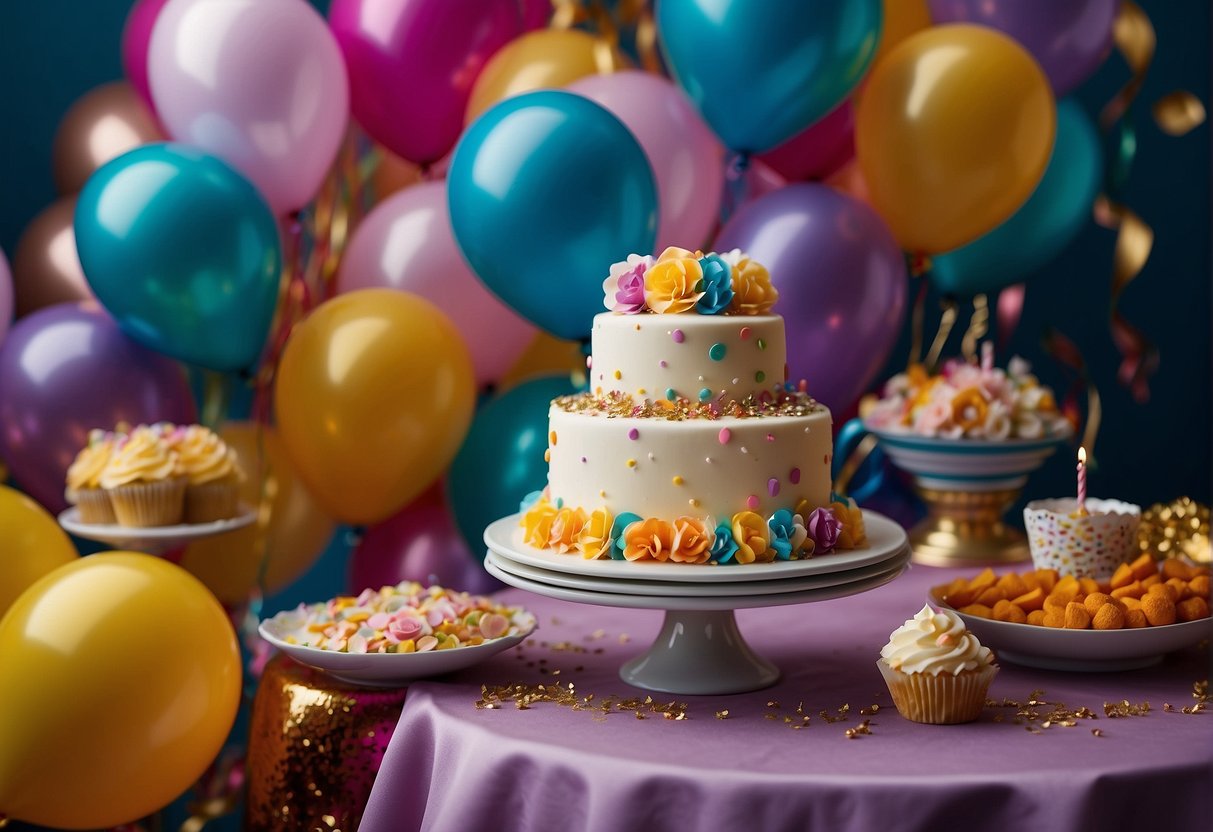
[484,510,911,612]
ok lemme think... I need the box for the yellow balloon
[0,484,77,617]
[874,0,932,64]
[466,29,614,122]
[180,423,335,605]
[275,289,475,525]
[498,331,585,392]
[0,552,241,829]
[855,24,1056,253]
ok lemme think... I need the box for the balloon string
[924,298,959,373]
[720,151,751,224]
[199,370,230,430]
[996,284,1026,355]
[959,293,989,363]
[1041,325,1102,463]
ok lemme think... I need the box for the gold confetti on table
[715,710,730,720]
[475,683,690,722]
[844,719,873,739]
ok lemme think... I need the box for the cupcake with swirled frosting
[878,604,998,724]
[100,425,186,527]
[174,425,243,523]
[65,428,124,523]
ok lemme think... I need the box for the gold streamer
[1093,195,1157,402]
[924,298,959,372]
[959,293,989,363]
[1099,0,1155,130]
[549,0,658,73]
[1152,91,1206,136]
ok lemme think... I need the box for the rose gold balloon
[51,81,162,195]
[12,196,92,316]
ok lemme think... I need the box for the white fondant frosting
[590,313,787,403]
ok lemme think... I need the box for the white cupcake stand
[484,511,910,695]
[59,506,256,557]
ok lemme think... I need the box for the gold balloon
[0,484,77,617]
[855,24,1056,254]
[0,552,241,829]
[12,195,93,316]
[874,0,932,64]
[498,331,585,392]
[275,289,475,525]
[52,81,163,195]
[466,29,617,122]
[180,423,335,605]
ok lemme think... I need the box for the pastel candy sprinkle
[628,428,640,440]
[544,449,551,462]
[746,495,760,510]
[768,478,780,497]
[766,433,775,442]
[757,338,767,350]
[666,387,677,400]
[626,458,637,468]
[690,498,700,507]
[718,428,731,444]
[698,387,712,401]
[672,476,684,485]
[549,431,557,445]
[739,326,752,340]
[613,369,622,380]
[790,467,801,484]
[755,370,766,383]
[659,360,669,368]
[708,343,727,361]
[671,329,685,343]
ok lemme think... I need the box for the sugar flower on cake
[864,345,1072,440]
[695,253,735,315]
[805,506,842,554]
[767,509,809,560]
[670,515,714,563]
[729,256,778,315]
[577,507,615,559]
[710,518,740,563]
[549,506,588,553]
[644,254,704,314]
[611,511,644,558]
[830,497,867,549]
[520,498,557,548]
[602,253,654,314]
[731,510,771,564]
[622,517,677,562]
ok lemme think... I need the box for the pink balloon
[121,0,170,115]
[569,71,724,250]
[338,181,535,387]
[148,0,350,215]
[745,160,788,202]
[756,100,854,183]
[349,497,500,595]
[329,0,525,167]
[0,249,11,344]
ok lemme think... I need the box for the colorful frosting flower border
[519,492,867,565]
[602,247,778,317]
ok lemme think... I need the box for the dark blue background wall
[1,0,1209,513]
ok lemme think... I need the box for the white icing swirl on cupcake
[880,604,994,676]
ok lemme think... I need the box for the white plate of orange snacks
[929,556,1212,672]
[258,582,536,687]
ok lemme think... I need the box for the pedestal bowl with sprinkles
[258,583,537,687]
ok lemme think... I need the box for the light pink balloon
[338,181,535,387]
[569,71,724,250]
[148,0,349,215]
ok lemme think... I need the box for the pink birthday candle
[1077,446,1087,513]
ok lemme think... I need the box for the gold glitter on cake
[552,388,824,421]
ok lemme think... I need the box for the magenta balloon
[745,160,787,202]
[329,0,524,166]
[0,302,196,511]
[928,0,1117,95]
[349,499,501,595]
[568,71,723,250]
[755,101,854,183]
[715,184,908,413]
[337,181,535,387]
[0,249,12,345]
[519,0,550,30]
[149,0,350,215]
[121,0,170,115]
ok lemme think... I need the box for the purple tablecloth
[361,563,1213,832]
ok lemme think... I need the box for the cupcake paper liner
[185,478,240,524]
[1024,498,1141,579]
[108,477,187,527]
[877,660,998,725]
[73,487,116,525]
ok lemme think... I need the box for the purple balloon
[349,498,501,596]
[0,248,12,345]
[0,302,196,511]
[928,0,1118,96]
[715,184,907,413]
[329,0,524,166]
[120,0,169,115]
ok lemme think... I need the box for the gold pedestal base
[909,486,1032,567]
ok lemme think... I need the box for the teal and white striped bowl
[865,425,1072,492]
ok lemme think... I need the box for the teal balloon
[448,91,657,341]
[931,100,1103,298]
[657,0,882,153]
[74,143,282,371]
[447,374,579,558]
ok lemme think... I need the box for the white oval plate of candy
[259,583,536,688]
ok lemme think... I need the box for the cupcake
[65,428,122,524]
[877,604,998,725]
[100,425,186,527]
[175,425,242,523]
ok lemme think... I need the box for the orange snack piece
[993,599,1027,624]
[1164,578,1190,600]
[1092,603,1125,630]
[975,586,1006,606]
[1140,573,1162,589]
[1177,596,1210,622]
[1140,593,1176,626]
[1189,575,1210,598]
[1042,609,1065,628]
[1124,608,1148,628]
[1063,602,1091,630]
[1129,552,1156,582]
[968,567,997,594]
[959,603,993,619]
[1149,582,1179,604]
[1054,575,1080,595]
[1078,577,1101,596]
[1161,558,1192,581]
[997,573,1028,598]
[1111,581,1144,600]
[1010,587,1045,613]
[1020,572,1041,592]
[1083,592,1112,617]
[1120,596,1142,611]
[1027,610,1046,626]
[1034,568,1058,593]
[1109,563,1135,590]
